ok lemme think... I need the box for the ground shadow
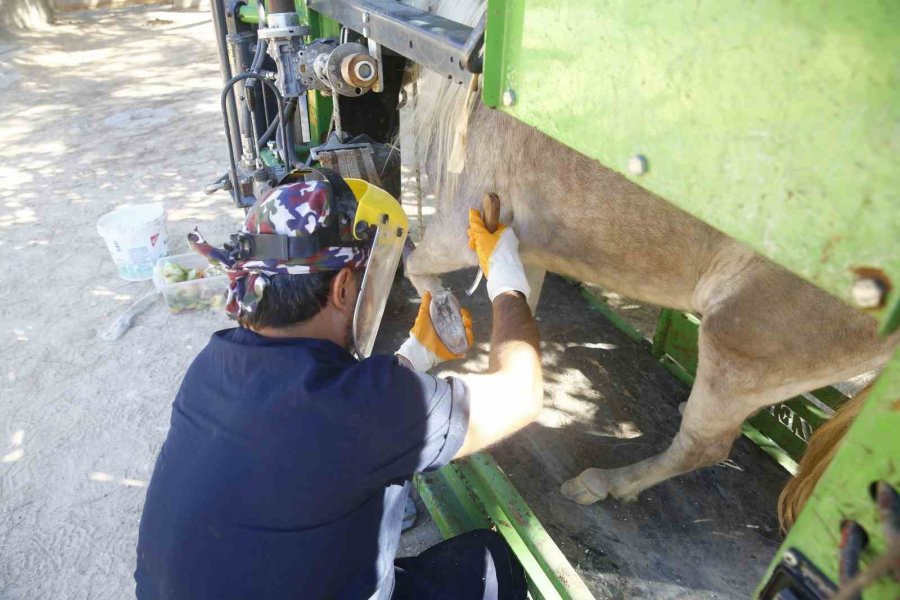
[377,270,788,599]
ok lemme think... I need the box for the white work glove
[468,209,530,302]
[396,291,474,372]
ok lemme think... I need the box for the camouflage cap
[188,179,368,319]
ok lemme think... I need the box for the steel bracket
[306,0,483,85]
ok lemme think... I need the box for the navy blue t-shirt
[135,328,470,599]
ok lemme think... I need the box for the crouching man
[135,173,541,599]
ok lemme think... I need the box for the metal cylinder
[266,0,294,15]
[340,53,378,87]
[267,11,298,29]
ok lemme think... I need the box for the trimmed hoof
[560,469,609,505]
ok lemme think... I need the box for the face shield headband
[187,175,369,320]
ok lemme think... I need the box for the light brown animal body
[403,0,899,504]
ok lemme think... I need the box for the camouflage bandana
[188,180,369,319]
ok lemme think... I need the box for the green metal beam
[415,453,593,599]
[237,3,258,25]
[297,1,339,143]
[757,349,900,599]
[484,0,900,333]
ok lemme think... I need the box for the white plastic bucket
[97,204,169,281]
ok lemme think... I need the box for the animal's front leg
[404,218,478,297]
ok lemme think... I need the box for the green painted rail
[416,453,594,600]
[756,349,900,599]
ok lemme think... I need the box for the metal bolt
[361,11,370,23]
[628,154,648,176]
[502,89,516,107]
[782,551,799,568]
[362,26,370,38]
[851,277,885,309]
[354,61,374,81]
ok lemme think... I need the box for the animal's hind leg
[561,258,896,505]
[561,362,749,504]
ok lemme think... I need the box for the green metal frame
[757,350,900,599]
[415,453,593,599]
[484,0,900,334]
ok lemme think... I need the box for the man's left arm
[395,292,473,373]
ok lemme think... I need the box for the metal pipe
[266,0,294,15]
[221,72,288,203]
[210,0,243,165]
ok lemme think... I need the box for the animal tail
[777,383,873,532]
[407,0,486,200]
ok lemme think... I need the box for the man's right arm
[454,290,542,457]
[454,210,543,458]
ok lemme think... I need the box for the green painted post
[756,350,900,599]
[297,1,339,143]
[415,454,594,599]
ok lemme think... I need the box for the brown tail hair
[777,384,873,532]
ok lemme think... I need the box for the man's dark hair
[239,271,341,330]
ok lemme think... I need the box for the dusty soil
[1,8,244,599]
[0,7,441,598]
[1,6,789,599]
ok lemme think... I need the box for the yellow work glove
[467,209,530,301]
[467,209,507,276]
[396,291,474,372]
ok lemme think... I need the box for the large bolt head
[851,277,885,309]
[628,154,648,176]
[340,53,377,88]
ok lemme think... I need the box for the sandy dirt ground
[1,6,794,599]
[1,8,248,599]
[0,7,442,598]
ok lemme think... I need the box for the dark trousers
[392,529,527,600]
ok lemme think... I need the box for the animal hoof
[560,469,609,505]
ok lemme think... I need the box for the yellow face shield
[346,178,409,358]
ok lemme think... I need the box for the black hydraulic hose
[839,520,868,600]
[250,39,266,73]
[258,98,296,150]
[221,72,288,203]
[281,100,300,166]
[243,39,267,94]
[282,118,299,167]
